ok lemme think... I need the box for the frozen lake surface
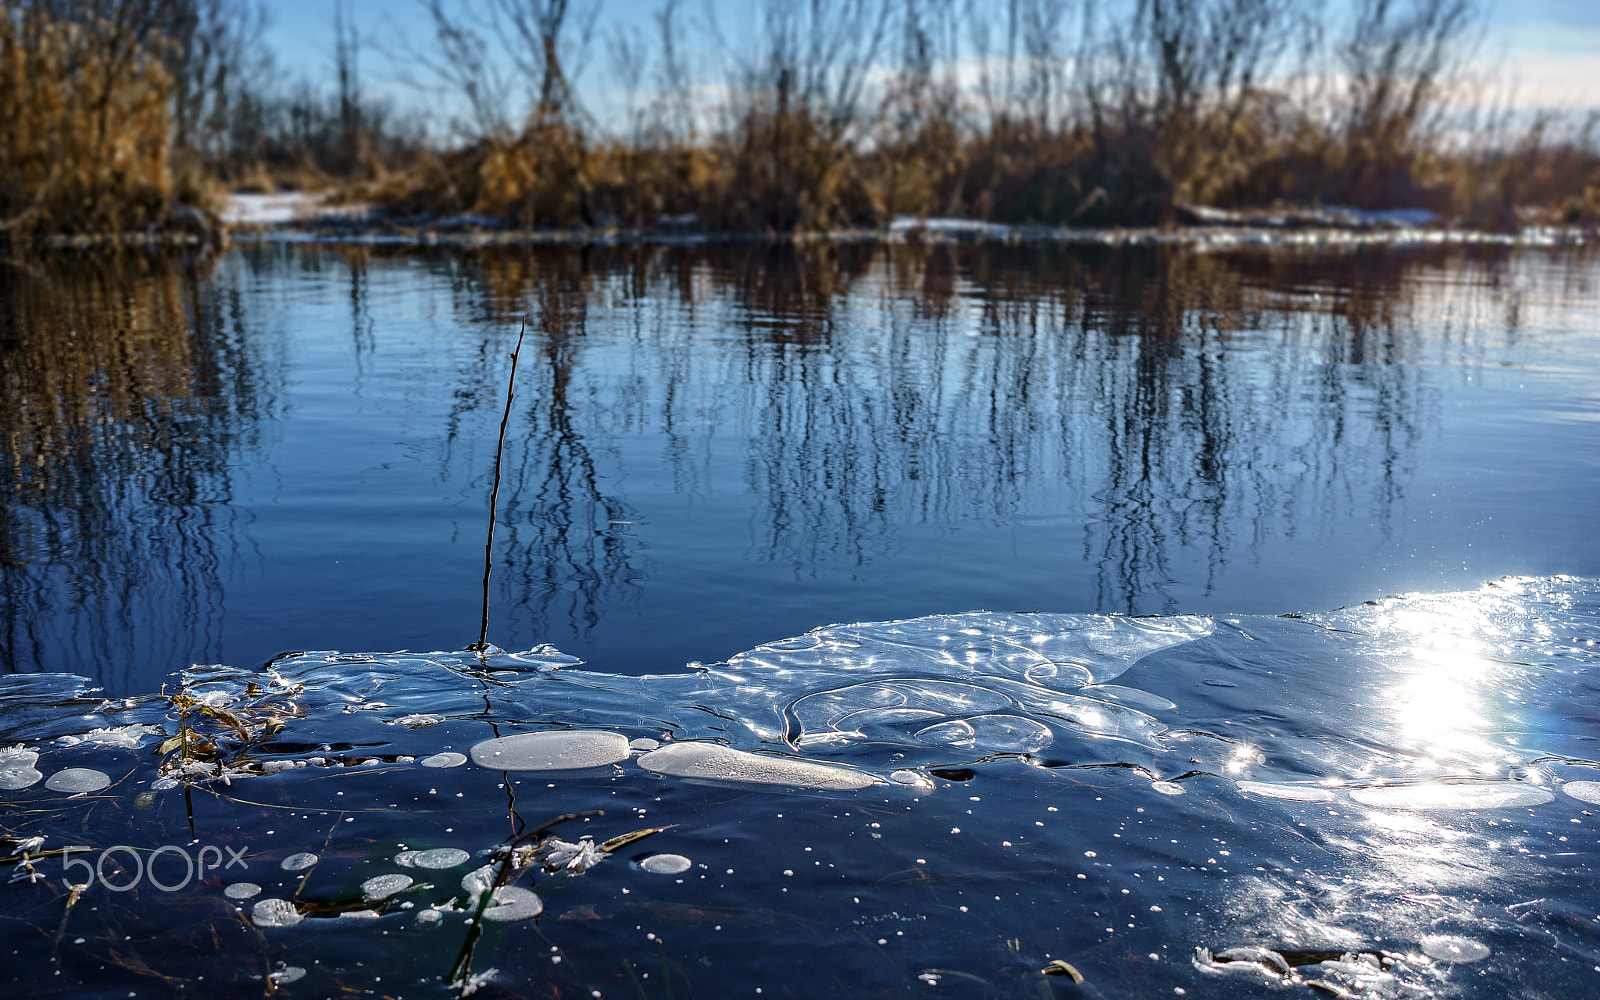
[1,578,1598,997]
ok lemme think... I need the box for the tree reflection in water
[0,251,276,688]
[436,240,1582,638]
[0,239,1588,687]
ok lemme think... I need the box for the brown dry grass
[0,6,195,236]
[3,1,1596,237]
[354,68,1599,234]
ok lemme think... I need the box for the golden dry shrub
[474,117,595,227]
[865,115,966,222]
[584,142,726,228]
[367,116,602,228]
[0,5,176,235]
[712,104,869,232]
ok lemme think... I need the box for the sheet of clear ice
[2,578,1599,999]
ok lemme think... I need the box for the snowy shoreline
[220,193,1594,249]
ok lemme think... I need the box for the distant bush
[0,4,176,235]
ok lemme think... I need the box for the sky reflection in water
[1,242,1598,693]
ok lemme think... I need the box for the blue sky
[260,0,1600,124]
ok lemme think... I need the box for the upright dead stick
[470,319,527,653]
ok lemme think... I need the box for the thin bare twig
[470,318,527,654]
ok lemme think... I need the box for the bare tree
[740,0,891,138]
[607,20,648,145]
[1342,0,1478,147]
[653,0,695,143]
[491,0,602,122]
[163,0,269,165]
[1018,0,1068,129]
[399,0,600,139]
[333,0,365,170]
[408,0,514,139]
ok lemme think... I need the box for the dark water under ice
[2,239,1599,998]
[1,578,1599,999]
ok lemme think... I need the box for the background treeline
[0,0,426,236]
[3,0,1598,236]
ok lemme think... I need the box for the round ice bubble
[1420,935,1490,963]
[361,873,414,900]
[252,898,305,928]
[480,885,542,921]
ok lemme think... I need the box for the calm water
[2,241,1597,692]
[2,239,1600,999]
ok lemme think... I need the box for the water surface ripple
[4,243,1598,693]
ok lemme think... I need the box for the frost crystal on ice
[532,836,607,872]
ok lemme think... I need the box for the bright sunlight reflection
[1384,602,1511,769]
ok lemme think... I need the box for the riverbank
[8,194,1592,254]
[219,192,1593,250]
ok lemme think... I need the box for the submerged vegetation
[2,0,1598,238]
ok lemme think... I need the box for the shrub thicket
[0,4,176,234]
[2,0,1596,236]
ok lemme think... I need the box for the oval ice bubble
[639,853,692,874]
[418,751,467,768]
[223,882,262,900]
[1082,684,1177,712]
[0,767,43,790]
[361,873,413,900]
[44,768,111,793]
[1349,782,1553,810]
[962,714,1054,752]
[1236,781,1336,803]
[398,847,471,870]
[1562,780,1600,805]
[468,730,630,771]
[636,742,874,791]
[281,852,319,871]
[1420,935,1490,963]
[913,719,975,748]
[480,885,542,921]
